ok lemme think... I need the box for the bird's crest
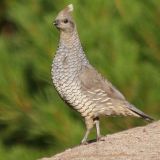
[61,4,73,17]
[57,4,74,18]
[67,4,74,12]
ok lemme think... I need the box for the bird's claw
[81,141,88,145]
[97,135,105,142]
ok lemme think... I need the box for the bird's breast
[52,53,81,99]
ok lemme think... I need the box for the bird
[51,4,154,144]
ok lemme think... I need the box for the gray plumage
[51,4,153,144]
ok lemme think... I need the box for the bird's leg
[94,117,104,141]
[81,128,91,145]
[94,118,101,140]
[81,118,94,145]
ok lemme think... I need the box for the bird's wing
[79,65,125,101]
[79,65,154,120]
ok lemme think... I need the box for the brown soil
[40,121,160,160]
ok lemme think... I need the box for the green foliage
[0,0,160,159]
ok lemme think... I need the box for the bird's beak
[53,20,59,27]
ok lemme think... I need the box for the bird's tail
[128,103,154,121]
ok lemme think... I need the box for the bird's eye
[63,19,69,23]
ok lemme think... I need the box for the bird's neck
[59,27,82,49]
[57,28,89,66]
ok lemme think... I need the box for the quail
[51,4,153,144]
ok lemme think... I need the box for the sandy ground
[41,120,160,160]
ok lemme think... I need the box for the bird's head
[53,4,75,33]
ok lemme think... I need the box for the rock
[40,121,160,160]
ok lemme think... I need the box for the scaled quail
[51,4,153,144]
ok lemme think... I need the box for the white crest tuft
[67,4,74,12]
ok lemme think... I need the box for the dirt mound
[41,121,160,160]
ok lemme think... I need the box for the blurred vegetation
[0,0,160,159]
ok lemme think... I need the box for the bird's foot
[81,140,88,145]
[97,135,105,142]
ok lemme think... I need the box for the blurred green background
[0,0,160,159]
